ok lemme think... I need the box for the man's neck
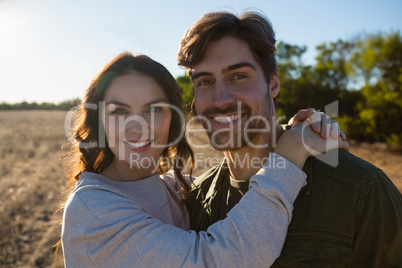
[224,123,285,180]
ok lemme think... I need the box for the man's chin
[207,133,252,151]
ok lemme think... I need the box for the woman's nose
[124,115,150,138]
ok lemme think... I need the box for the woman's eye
[111,108,127,115]
[148,106,162,113]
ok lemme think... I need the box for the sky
[1,0,401,103]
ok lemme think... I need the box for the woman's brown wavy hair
[65,52,194,195]
[55,53,194,263]
[54,52,194,264]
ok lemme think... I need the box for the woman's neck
[101,159,157,182]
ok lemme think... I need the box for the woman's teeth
[213,114,242,123]
[124,140,152,148]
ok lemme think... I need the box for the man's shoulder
[192,160,227,189]
[308,149,383,194]
[186,160,228,210]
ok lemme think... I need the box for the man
[177,11,402,267]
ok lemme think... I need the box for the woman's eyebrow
[144,98,169,106]
[105,100,130,107]
[105,98,169,108]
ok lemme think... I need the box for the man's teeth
[213,115,242,123]
[124,140,152,148]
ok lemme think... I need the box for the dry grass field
[0,111,67,267]
[0,110,401,267]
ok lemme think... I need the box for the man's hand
[288,108,347,141]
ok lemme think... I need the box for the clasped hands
[275,108,350,169]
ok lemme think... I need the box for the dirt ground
[349,142,402,191]
[0,110,400,267]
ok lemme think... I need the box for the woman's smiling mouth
[123,140,154,150]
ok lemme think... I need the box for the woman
[61,52,347,267]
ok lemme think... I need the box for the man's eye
[233,74,247,80]
[198,80,212,86]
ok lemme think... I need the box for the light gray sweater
[62,153,306,267]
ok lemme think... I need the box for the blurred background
[0,0,401,267]
[1,0,401,145]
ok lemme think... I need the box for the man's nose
[212,81,236,109]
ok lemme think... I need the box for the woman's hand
[288,108,347,141]
[275,120,350,169]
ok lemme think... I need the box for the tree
[314,39,353,91]
[176,74,194,114]
[348,32,402,144]
[276,41,340,122]
[276,42,311,121]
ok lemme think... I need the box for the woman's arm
[62,153,306,268]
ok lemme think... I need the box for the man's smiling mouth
[212,114,243,124]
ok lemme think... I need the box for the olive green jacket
[186,150,402,267]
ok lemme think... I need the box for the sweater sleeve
[62,153,306,268]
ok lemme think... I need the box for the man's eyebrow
[190,71,212,81]
[226,62,257,72]
[190,62,257,81]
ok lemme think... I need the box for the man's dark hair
[177,11,277,83]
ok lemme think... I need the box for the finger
[288,108,313,126]
[338,137,350,151]
[309,110,321,133]
[330,120,340,139]
[319,112,331,139]
[303,108,315,118]
[340,130,347,141]
[305,130,350,156]
[288,116,295,126]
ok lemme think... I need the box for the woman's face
[102,72,172,176]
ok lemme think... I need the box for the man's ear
[269,71,280,98]
[191,99,197,116]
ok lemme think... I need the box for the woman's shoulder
[65,172,141,217]
[72,172,124,198]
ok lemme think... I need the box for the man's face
[190,36,279,151]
